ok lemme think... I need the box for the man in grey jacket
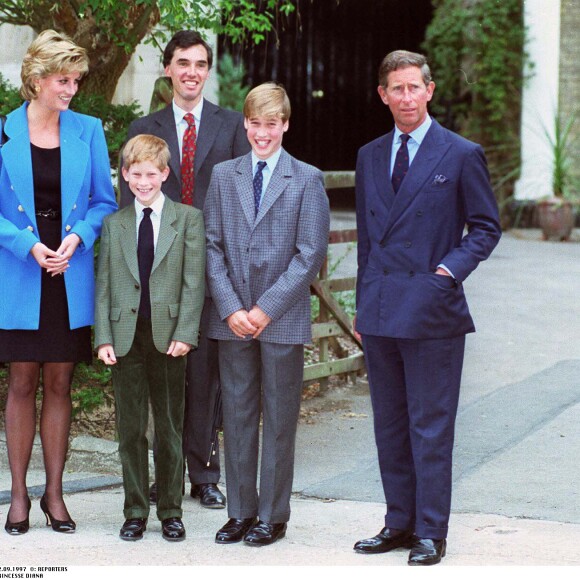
[205,83,329,547]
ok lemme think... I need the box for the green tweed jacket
[94,197,205,356]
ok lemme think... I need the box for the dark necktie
[138,207,154,319]
[391,133,411,193]
[181,113,196,205]
[253,161,267,216]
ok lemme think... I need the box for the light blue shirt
[389,115,432,177]
[172,99,204,160]
[251,148,282,202]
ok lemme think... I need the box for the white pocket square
[433,174,450,184]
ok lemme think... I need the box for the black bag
[0,115,7,146]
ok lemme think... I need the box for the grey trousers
[218,339,304,524]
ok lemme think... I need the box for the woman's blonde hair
[20,29,89,101]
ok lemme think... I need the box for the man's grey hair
[378,50,432,87]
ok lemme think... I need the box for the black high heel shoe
[4,497,32,535]
[40,495,76,533]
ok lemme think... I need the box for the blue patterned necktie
[138,207,154,319]
[391,133,411,193]
[253,161,267,216]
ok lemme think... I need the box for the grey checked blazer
[204,149,330,344]
[94,198,206,356]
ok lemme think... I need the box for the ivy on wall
[423,0,528,223]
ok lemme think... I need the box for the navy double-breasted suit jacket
[355,118,501,339]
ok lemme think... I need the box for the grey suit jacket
[119,99,250,211]
[204,149,330,344]
[94,197,206,356]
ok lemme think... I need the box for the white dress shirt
[172,99,204,161]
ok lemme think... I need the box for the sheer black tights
[5,362,75,522]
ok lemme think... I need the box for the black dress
[0,144,92,363]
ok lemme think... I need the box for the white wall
[0,24,35,88]
[514,0,561,200]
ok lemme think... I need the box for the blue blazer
[0,103,117,330]
[355,119,501,339]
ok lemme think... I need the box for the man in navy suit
[353,50,501,565]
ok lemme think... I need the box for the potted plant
[536,113,579,241]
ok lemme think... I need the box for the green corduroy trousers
[112,316,186,521]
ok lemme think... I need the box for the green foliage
[71,361,114,419]
[220,0,296,45]
[310,294,320,321]
[545,113,579,199]
[134,0,297,50]
[0,1,298,102]
[0,73,22,115]
[311,291,356,321]
[311,244,356,322]
[218,54,250,112]
[0,1,297,51]
[148,77,173,114]
[423,0,528,220]
[335,289,356,318]
[71,93,142,169]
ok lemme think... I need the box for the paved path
[1,227,579,574]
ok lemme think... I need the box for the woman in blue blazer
[0,30,117,535]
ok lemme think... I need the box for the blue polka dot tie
[253,161,267,216]
[391,133,411,193]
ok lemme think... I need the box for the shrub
[423,0,528,224]
[218,53,250,112]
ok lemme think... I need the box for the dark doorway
[221,0,433,172]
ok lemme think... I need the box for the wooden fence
[304,171,365,389]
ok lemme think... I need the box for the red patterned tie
[181,112,196,205]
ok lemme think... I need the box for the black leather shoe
[191,483,226,509]
[408,538,446,566]
[4,497,31,535]
[40,495,76,533]
[243,520,287,546]
[119,518,147,541]
[149,483,157,504]
[162,517,186,542]
[354,527,415,553]
[215,517,257,544]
